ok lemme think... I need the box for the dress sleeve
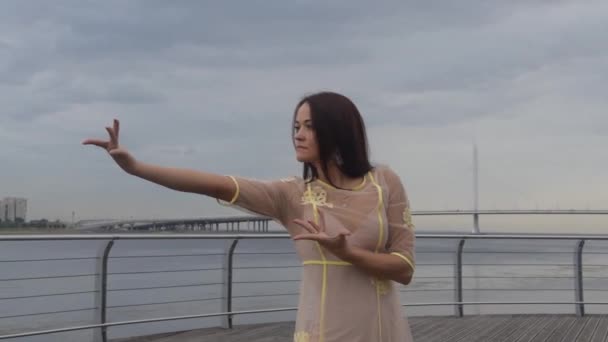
[383,167,416,272]
[217,175,297,226]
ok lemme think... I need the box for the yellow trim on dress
[315,174,367,191]
[368,172,385,253]
[303,183,329,342]
[371,278,390,296]
[368,171,385,341]
[390,252,415,271]
[227,176,239,204]
[216,176,240,206]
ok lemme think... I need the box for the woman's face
[293,102,319,163]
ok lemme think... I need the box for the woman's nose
[294,130,304,141]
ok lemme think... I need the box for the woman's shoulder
[371,163,401,181]
[276,175,306,190]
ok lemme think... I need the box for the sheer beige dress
[220,164,416,342]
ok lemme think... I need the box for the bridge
[75,216,273,233]
[73,209,608,234]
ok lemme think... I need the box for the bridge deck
[114,314,608,342]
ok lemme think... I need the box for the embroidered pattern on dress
[403,207,414,230]
[293,331,310,342]
[371,277,390,296]
[301,186,334,208]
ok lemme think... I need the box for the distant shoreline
[0,227,286,235]
[0,227,77,234]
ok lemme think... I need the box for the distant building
[0,197,27,222]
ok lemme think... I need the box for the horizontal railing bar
[461,276,575,279]
[431,235,608,240]
[232,292,299,299]
[234,252,296,255]
[400,288,587,292]
[405,301,608,305]
[108,267,223,275]
[224,288,608,296]
[108,282,223,292]
[233,265,302,269]
[560,288,608,292]
[413,251,455,254]
[399,263,578,267]
[4,233,608,241]
[0,250,601,262]
[0,257,97,263]
[402,275,576,279]
[0,290,97,301]
[414,210,608,215]
[107,297,223,309]
[0,274,96,282]
[463,251,575,254]
[400,289,455,292]
[233,279,300,284]
[0,307,97,320]
[579,264,608,267]
[109,253,226,258]
[462,264,577,266]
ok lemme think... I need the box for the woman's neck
[314,161,364,190]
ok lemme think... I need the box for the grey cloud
[2,76,165,122]
[0,0,510,79]
[0,1,607,224]
[61,80,166,106]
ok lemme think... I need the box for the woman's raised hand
[82,119,138,174]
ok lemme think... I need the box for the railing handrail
[2,232,608,241]
[413,209,608,215]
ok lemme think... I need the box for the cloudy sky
[1,1,607,232]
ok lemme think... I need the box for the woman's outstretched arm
[83,119,235,202]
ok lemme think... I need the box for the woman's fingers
[114,119,120,140]
[83,120,121,152]
[308,220,328,235]
[293,219,318,234]
[292,233,320,241]
[106,127,117,147]
[82,139,109,149]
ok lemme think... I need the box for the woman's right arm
[130,162,236,201]
[83,119,235,202]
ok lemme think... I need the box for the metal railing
[1,211,608,341]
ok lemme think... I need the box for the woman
[83,91,416,342]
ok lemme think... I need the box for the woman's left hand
[292,216,352,259]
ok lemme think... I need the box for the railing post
[94,239,115,342]
[454,238,466,317]
[222,239,240,329]
[574,239,586,317]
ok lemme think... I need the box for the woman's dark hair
[292,91,373,188]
